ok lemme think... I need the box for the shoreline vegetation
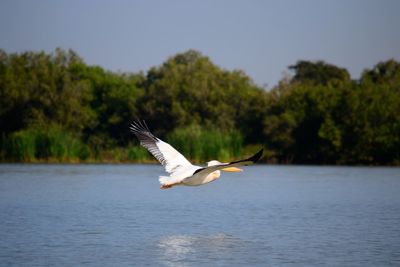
[1,49,399,165]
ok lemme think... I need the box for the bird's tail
[159,176,170,186]
[159,176,182,189]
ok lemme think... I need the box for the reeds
[127,146,151,162]
[1,127,89,162]
[0,125,245,163]
[95,146,151,162]
[166,125,243,162]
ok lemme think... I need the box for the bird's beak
[221,167,242,172]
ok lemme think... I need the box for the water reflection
[157,235,194,266]
[157,233,242,266]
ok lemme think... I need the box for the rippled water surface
[1,164,400,266]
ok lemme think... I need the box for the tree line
[0,48,399,164]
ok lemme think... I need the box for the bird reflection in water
[157,233,242,266]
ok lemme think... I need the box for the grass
[0,125,260,163]
[166,124,243,163]
[1,127,89,162]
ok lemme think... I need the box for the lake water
[0,164,399,267]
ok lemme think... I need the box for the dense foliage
[0,49,399,164]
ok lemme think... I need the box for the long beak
[221,167,242,172]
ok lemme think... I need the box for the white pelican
[130,120,263,189]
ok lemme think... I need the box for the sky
[0,0,399,87]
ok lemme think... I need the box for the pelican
[130,120,263,189]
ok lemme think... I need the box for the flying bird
[130,120,263,189]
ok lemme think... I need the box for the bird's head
[207,160,222,167]
[207,160,242,172]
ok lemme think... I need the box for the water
[0,164,399,267]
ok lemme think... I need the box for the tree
[0,49,93,133]
[263,79,346,164]
[137,50,265,138]
[289,60,351,86]
[361,59,400,89]
[342,61,400,164]
[68,64,143,147]
[1,48,399,165]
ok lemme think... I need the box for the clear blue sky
[1,0,399,87]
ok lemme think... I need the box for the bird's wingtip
[130,119,151,133]
[249,148,264,163]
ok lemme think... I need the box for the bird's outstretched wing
[193,149,264,177]
[130,120,193,174]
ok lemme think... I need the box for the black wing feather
[193,149,263,176]
[130,120,167,166]
[229,148,264,165]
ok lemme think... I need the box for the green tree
[1,48,399,165]
[264,78,347,163]
[0,49,94,133]
[340,66,400,164]
[289,60,351,86]
[361,59,400,88]
[138,50,265,138]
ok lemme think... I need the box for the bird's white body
[130,120,263,189]
[158,159,223,187]
[181,170,221,186]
